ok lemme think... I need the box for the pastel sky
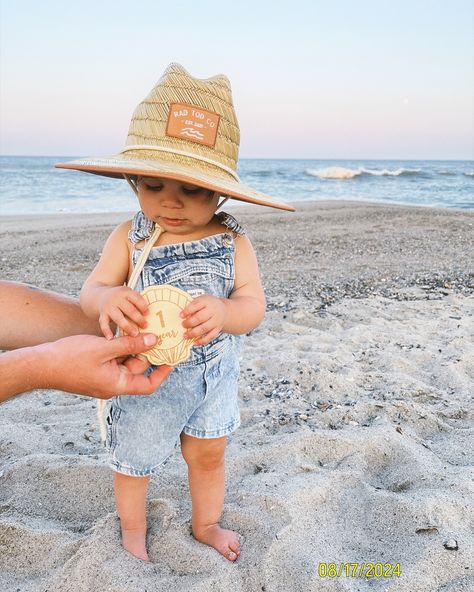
[1,0,473,159]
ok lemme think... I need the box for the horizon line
[0,154,473,162]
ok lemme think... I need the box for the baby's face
[136,176,220,234]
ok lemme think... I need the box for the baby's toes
[225,535,241,560]
[225,548,238,561]
[219,541,237,561]
[229,537,241,556]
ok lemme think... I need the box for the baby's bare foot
[121,527,149,561]
[192,523,241,561]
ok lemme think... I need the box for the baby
[56,63,294,562]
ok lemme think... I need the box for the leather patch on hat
[166,103,220,147]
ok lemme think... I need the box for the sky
[0,0,473,159]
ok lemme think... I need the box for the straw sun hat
[56,63,295,212]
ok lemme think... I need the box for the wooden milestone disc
[139,284,195,366]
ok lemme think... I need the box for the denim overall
[106,211,245,477]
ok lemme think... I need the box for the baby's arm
[80,222,148,339]
[181,235,266,344]
[220,234,266,333]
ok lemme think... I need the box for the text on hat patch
[166,103,220,148]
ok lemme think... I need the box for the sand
[0,200,473,592]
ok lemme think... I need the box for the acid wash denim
[106,211,244,477]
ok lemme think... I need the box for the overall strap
[127,224,163,289]
[98,222,164,444]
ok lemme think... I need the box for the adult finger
[118,364,174,395]
[147,365,174,389]
[123,355,151,375]
[105,333,157,359]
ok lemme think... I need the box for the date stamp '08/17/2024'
[318,563,401,578]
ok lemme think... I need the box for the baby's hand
[98,286,149,340]
[180,294,227,346]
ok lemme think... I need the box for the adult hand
[41,333,173,397]
[0,333,173,402]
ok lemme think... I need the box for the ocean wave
[463,171,474,178]
[305,166,422,180]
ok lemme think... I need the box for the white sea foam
[306,166,360,179]
[463,171,474,177]
[305,166,422,180]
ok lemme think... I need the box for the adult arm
[0,281,172,403]
[0,281,101,349]
[0,333,173,403]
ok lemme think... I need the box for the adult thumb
[106,333,157,358]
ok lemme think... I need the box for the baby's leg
[180,433,241,561]
[114,472,150,561]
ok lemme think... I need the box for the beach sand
[0,200,473,592]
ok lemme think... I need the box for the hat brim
[55,155,296,212]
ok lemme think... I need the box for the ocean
[0,156,473,215]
